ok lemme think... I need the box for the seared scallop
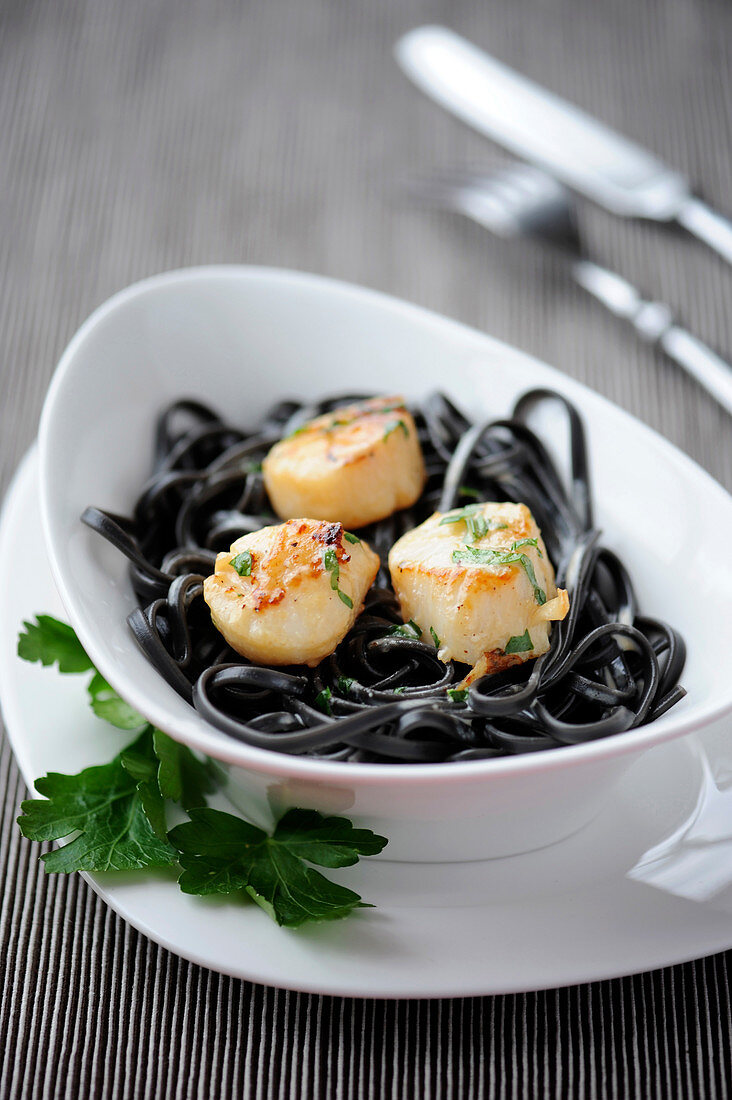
[388,502,569,680]
[262,395,426,529]
[204,519,380,667]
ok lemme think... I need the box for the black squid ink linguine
[81,389,686,764]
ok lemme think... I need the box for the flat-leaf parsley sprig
[16,615,387,926]
[171,808,385,927]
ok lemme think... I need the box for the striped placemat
[1,0,730,1095]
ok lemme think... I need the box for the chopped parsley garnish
[323,548,354,609]
[452,546,547,605]
[383,419,409,441]
[393,686,406,695]
[337,675,354,694]
[439,503,484,525]
[430,626,441,649]
[465,514,491,543]
[230,550,253,577]
[458,486,482,500]
[504,629,534,654]
[390,619,422,638]
[314,687,333,716]
[447,688,468,704]
[16,615,387,927]
[511,537,543,557]
[323,547,338,576]
[439,504,508,543]
[343,531,361,545]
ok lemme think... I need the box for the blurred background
[2,0,731,495]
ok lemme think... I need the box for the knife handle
[572,260,732,415]
[676,198,732,266]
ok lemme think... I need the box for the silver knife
[395,25,732,265]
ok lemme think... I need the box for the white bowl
[38,266,732,861]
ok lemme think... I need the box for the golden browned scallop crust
[388,502,569,677]
[262,396,426,529]
[204,519,380,667]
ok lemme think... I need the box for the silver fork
[416,164,732,416]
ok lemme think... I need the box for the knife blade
[395,25,732,265]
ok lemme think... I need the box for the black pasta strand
[82,390,686,763]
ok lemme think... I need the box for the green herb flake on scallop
[504,629,534,654]
[230,550,253,577]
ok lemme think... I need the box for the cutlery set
[396,25,732,415]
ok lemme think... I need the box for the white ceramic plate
[3,450,732,997]
[35,267,732,862]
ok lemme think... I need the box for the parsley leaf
[439,503,484,526]
[337,675,354,694]
[169,807,387,927]
[390,619,422,639]
[323,547,353,609]
[504,629,534,654]
[452,546,547,605]
[439,505,507,544]
[343,531,360,544]
[314,687,333,716]
[447,688,468,704]
[323,547,339,582]
[230,550,253,577]
[430,626,441,649]
[152,729,220,810]
[511,537,543,557]
[17,613,389,927]
[18,615,94,674]
[118,741,169,841]
[87,672,146,729]
[383,419,409,441]
[273,808,388,865]
[465,515,490,543]
[18,729,177,871]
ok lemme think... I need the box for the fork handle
[676,197,732,267]
[572,260,732,415]
[659,328,732,415]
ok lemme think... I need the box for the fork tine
[409,169,523,238]
[407,169,516,216]
[407,168,485,198]
[408,162,578,246]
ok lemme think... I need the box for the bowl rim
[39,264,732,787]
